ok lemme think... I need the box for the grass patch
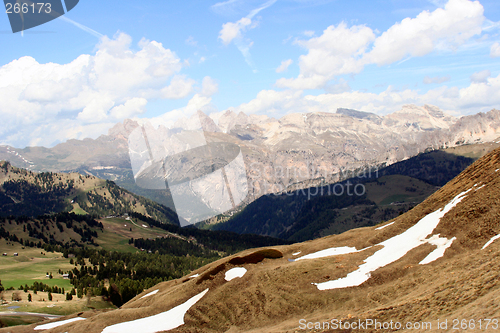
[3,297,115,316]
[0,290,116,317]
[365,175,437,205]
[379,194,411,206]
[0,314,45,327]
[96,217,171,253]
[0,239,74,290]
[70,203,87,215]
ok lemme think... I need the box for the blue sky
[1,0,500,147]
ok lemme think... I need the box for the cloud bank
[277,0,485,90]
[0,32,208,147]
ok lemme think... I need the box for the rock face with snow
[13,147,500,333]
[1,105,500,208]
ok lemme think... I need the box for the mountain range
[1,105,500,217]
[5,135,500,333]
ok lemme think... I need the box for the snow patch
[292,251,301,256]
[189,274,199,278]
[482,234,500,250]
[419,235,456,265]
[314,189,470,290]
[473,183,485,190]
[35,317,86,330]
[295,246,361,261]
[375,222,394,230]
[225,267,247,281]
[101,288,209,333]
[140,289,159,299]
[142,224,148,228]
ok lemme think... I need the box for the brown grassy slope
[3,148,500,333]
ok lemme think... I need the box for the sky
[0,0,500,148]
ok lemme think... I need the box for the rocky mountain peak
[217,110,252,133]
[196,110,221,133]
[336,107,382,122]
[108,118,140,140]
[384,104,456,130]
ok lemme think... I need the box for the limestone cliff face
[212,106,500,202]
[1,105,500,209]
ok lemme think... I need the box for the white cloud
[276,22,375,89]
[491,42,500,57]
[0,32,195,148]
[236,89,305,115]
[151,94,215,128]
[219,17,252,45]
[201,76,219,97]
[365,0,484,66]
[59,16,103,39]
[276,59,293,73]
[428,0,448,7]
[470,70,491,83]
[185,36,198,47]
[211,0,241,16]
[161,75,196,99]
[212,0,240,8]
[423,75,451,84]
[24,121,116,147]
[247,0,278,19]
[77,96,115,123]
[237,73,500,117]
[454,73,500,110]
[109,98,148,119]
[234,38,256,68]
[324,78,351,94]
[276,74,329,90]
[218,0,277,68]
[277,0,485,90]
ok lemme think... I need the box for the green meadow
[0,239,74,290]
